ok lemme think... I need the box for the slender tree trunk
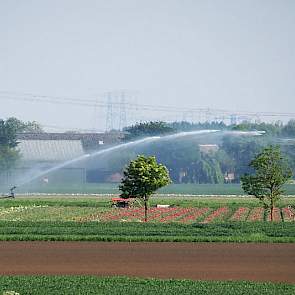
[144,195,148,222]
[270,198,274,222]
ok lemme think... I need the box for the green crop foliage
[0,221,294,243]
[0,276,294,295]
[0,196,294,242]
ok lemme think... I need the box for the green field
[0,220,294,243]
[3,183,295,195]
[1,197,294,293]
[0,196,294,243]
[0,276,294,295]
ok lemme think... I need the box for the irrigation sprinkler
[0,186,17,199]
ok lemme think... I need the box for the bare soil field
[0,242,294,283]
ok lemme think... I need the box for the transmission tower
[106,92,114,131]
[119,92,127,130]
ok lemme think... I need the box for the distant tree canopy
[5,117,43,134]
[221,136,269,180]
[0,119,19,148]
[0,118,20,171]
[135,138,224,184]
[123,119,295,138]
[123,121,174,140]
[168,121,227,132]
[281,120,295,137]
[231,121,283,136]
[116,119,295,184]
[0,117,43,172]
[281,143,295,176]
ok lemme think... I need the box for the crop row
[80,206,294,223]
[0,220,294,243]
[0,204,294,223]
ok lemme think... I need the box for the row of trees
[124,120,295,139]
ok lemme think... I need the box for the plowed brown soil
[0,242,294,283]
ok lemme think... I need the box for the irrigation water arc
[12,129,263,190]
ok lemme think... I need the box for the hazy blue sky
[0,0,294,131]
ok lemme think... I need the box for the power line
[1,90,295,119]
[0,90,249,114]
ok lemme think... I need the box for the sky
[0,0,294,131]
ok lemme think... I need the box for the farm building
[0,132,123,186]
[16,138,86,184]
[17,132,123,152]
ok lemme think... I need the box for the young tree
[241,146,292,221]
[119,155,171,222]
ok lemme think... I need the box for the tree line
[123,120,295,138]
[120,121,295,184]
[1,117,295,185]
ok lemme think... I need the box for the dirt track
[0,242,294,283]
